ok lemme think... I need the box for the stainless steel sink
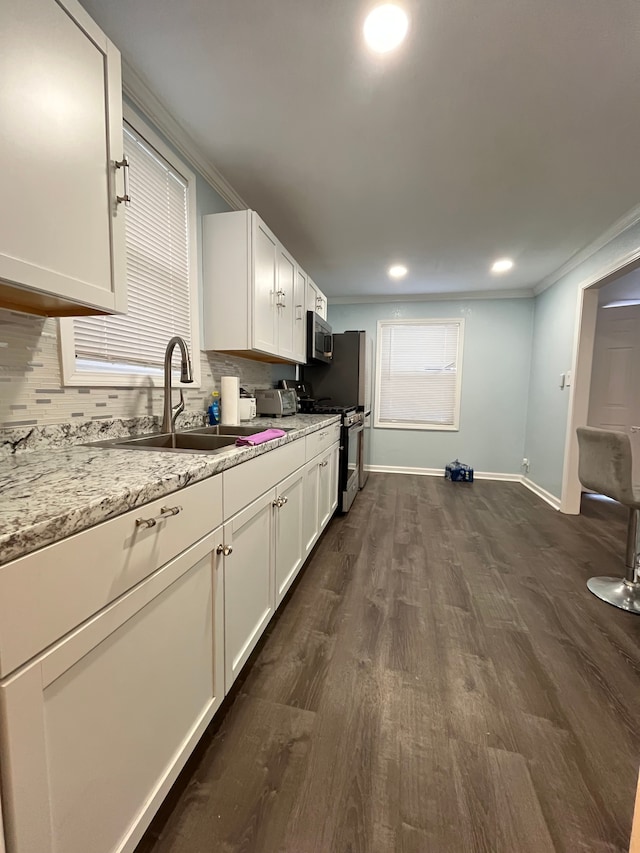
[93,433,239,453]
[183,425,294,436]
[89,423,294,453]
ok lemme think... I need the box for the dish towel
[235,428,286,447]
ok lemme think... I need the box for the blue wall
[329,298,534,475]
[524,218,640,499]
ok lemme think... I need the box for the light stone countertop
[0,414,340,567]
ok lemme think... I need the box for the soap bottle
[208,391,220,425]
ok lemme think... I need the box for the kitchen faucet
[162,336,194,434]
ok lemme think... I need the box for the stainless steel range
[310,404,364,513]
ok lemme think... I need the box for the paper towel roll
[220,376,239,425]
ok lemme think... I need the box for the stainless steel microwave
[306,311,333,364]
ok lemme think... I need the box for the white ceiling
[80,0,640,299]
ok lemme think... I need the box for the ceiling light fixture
[491,258,514,274]
[364,4,409,54]
[388,264,408,279]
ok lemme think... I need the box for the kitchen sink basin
[94,433,239,453]
[183,424,294,436]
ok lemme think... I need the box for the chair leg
[587,507,640,613]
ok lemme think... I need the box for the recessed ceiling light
[364,4,409,54]
[491,258,514,274]
[388,264,408,279]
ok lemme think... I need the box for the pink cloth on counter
[235,428,287,447]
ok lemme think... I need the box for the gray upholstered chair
[576,426,640,613]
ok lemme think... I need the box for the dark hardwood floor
[136,475,640,853]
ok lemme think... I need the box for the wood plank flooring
[136,475,640,853]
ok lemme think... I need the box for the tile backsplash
[0,308,273,428]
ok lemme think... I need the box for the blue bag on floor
[445,459,474,483]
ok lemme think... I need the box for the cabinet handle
[273,498,282,508]
[160,505,181,517]
[115,157,131,206]
[136,504,182,528]
[320,460,328,467]
[216,544,233,556]
[295,304,303,320]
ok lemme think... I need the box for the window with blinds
[71,123,195,379]
[375,319,464,430]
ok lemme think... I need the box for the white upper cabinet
[276,244,296,361]
[293,266,307,363]
[252,217,279,355]
[203,210,320,364]
[0,0,126,317]
[306,277,327,320]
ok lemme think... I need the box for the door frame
[560,255,640,514]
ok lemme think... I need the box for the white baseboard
[521,477,561,510]
[364,464,523,482]
[364,465,563,511]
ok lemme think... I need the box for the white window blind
[73,125,192,373]
[375,319,464,430]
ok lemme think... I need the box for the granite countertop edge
[0,415,341,567]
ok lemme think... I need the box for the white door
[588,305,640,432]
[223,491,275,691]
[251,215,278,356]
[0,539,224,853]
[276,245,296,361]
[274,468,305,607]
[302,457,320,556]
[0,0,126,313]
[293,267,307,363]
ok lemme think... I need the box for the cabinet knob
[320,460,328,467]
[216,544,233,556]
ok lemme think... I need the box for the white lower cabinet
[0,532,224,853]
[303,440,340,557]
[302,455,321,556]
[318,443,339,529]
[222,490,276,692]
[274,467,305,607]
[0,427,341,853]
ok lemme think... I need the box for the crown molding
[121,59,248,212]
[533,202,640,296]
[327,288,534,305]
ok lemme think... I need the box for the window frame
[59,105,201,388]
[374,317,465,432]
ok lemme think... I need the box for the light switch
[559,373,566,389]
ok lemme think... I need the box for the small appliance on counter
[255,388,297,417]
[278,379,316,413]
[238,397,256,421]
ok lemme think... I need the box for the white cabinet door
[223,490,275,691]
[0,534,224,853]
[294,267,307,363]
[306,278,327,320]
[276,245,296,361]
[317,441,340,531]
[306,278,319,313]
[317,292,328,320]
[0,0,126,315]
[329,442,340,515]
[302,457,320,557]
[251,216,278,356]
[274,468,305,607]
